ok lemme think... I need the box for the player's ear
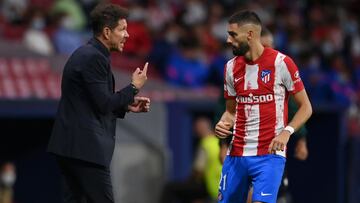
[247,30,253,41]
[103,27,111,40]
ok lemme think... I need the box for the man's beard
[232,41,249,56]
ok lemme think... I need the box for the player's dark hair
[90,3,129,36]
[228,10,262,26]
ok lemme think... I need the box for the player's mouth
[119,41,125,47]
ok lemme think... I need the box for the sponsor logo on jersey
[218,191,223,201]
[294,70,299,78]
[293,70,302,84]
[237,93,274,104]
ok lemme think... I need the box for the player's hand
[128,96,150,113]
[294,137,308,160]
[215,120,232,138]
[131,62,148,89]
[268,130,291,154]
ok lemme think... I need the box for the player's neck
[246,41,264,62]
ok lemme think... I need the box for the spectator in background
[193,117,222,201]
[0,162,16,203]
[346,92,360,203]
[161,117,221,203]
[165,34,209,88]
[51,11,84,55]
[122,2,152,57]
[299,53,333,105]
[208,2,227,43]
[0,0,28,25]
[207,42,230,87]
[148,22,182,77]
[23,7,54,56]
[146,0,174,33]
[328,55,356,107]
[51,0,86,31]
[181,0,207,26]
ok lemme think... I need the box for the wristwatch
[130,83,139,95]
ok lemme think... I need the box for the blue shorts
[218,154,286,203]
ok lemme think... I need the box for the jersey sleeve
[281,56,304,94]
[224,58,236,99]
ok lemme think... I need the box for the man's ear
[103,27,111,40]
[247,30,253,41]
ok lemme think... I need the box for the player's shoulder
[270,49,299,73]
[225,56,237,67]
[269,48,292,61]
[73,44,106,62]
[225,56,244,68]
[264,47,284,59]
[269,48,296,65]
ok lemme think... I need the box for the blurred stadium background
[0,0,359,202]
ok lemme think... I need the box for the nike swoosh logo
[234,76,243,83]
[261,192,272,196]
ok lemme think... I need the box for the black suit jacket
[48,38,136,166]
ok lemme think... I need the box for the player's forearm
[220,111,235,126]
[287,100,312,132]
[220,99,236,126]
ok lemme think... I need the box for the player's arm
[287,89,312,133]
[215,99,236,138]
[269,56,312,154]
[269,90,312,155]
[288,96,309,160]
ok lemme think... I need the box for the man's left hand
[128,96,150,113]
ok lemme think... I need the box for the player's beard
[232,41,249,56]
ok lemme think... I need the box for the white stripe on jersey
[242,64,260,156]
[225,57,236,96]
[279,54,296,92]
[274,53,286,136]
[243,104,260,156]
[274,52,288,157]
[244,64,259,90]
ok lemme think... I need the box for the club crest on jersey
[261,70,271,84]
[218,191,223,201]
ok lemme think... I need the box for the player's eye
[228,31,237,37]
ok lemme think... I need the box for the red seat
[0,57,61,99]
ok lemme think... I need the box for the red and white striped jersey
[224,47,304,157]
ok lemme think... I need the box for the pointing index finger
[142,62,148,75]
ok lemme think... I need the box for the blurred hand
[128,96,150,113]
[294,137,308,160]
[268,131,291,154]
[215,120,232,138]
[131,62,148,89]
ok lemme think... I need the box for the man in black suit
[47,3,150,203]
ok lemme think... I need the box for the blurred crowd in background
[2,0,360,108]
[3,0,360,135]
[1,0,360,104]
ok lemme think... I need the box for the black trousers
[160,180,209,203]
[56,155,114,203]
